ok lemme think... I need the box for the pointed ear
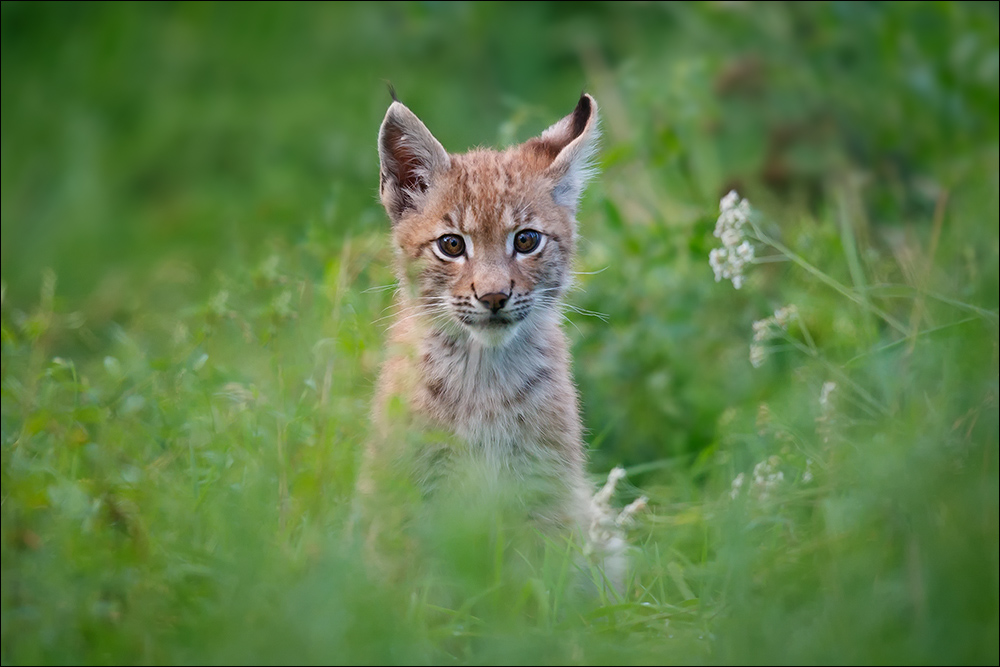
[524,94,600,212]
[378,101,451,224]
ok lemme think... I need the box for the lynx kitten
[362,92,631,585]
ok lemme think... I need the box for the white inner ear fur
[542,97,601,213]
[379,102,451,172]
[378,101,451,219]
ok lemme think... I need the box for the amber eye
[437,234,466,258]
[514,229,541,254]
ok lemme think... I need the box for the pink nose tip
[479,292,509,314]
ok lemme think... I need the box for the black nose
[479,292,509,314]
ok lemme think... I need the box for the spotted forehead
[442,152,545,235]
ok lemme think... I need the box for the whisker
[373,302,444,326]
[362,282,400,294]
[383,306,450,332]
[559,311,585,337]
[570,266,609,276]
[561,303,610,322]
[373,295,450,318]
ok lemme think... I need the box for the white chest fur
[415,318,573,469]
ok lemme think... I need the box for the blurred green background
[2,2,998,664]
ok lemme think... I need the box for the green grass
[2,2,998,664]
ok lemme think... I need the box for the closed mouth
[457,313,516,329]
[478,316,513,328]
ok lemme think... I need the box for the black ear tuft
[571,95,592,142]
[521,94,600,212]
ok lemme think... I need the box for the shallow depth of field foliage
[2,2,998,664]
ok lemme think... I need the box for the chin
[465,319,523,349]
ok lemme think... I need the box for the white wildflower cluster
[208,289,231,318]
[587,467,648,556]
[172,322,190,347]
[819,380,837,408]
[729,472,745,500]
[709,190,755,289]
[730,455,785,501]
[816,380,837,442]
[749,304,799,368]
[616,496,649,527]
[592,466,626,509]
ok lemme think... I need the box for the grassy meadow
[2,2,998,663]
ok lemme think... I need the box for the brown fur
[361,94,622,583]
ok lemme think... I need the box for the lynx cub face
[378,95,597,349]
[366,93,625,587]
